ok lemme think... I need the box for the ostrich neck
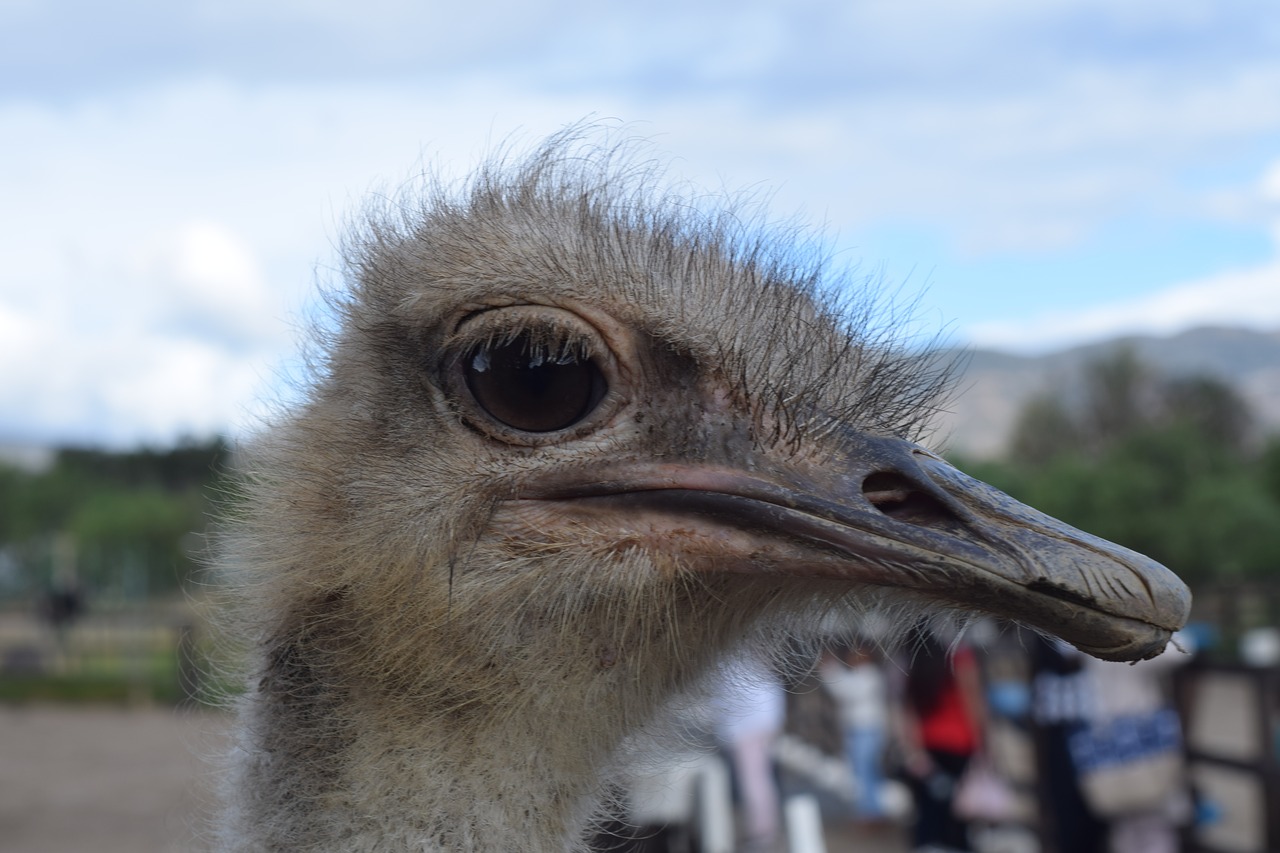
[219,636,649,852]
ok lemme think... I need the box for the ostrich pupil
[465,334,604,432]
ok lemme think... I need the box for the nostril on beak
[862,472,962,530]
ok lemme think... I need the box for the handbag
[952,753,1016,823]
[1067,707,1183,817]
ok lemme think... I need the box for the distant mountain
[930,326,1280,459]
[0,443,56,473]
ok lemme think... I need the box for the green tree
[1009,395,1079,467]
[1081,345,1155,449]
[966,350,1280,584]
[0,439,229,599]
[1258,436,1280,504]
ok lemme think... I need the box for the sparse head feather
[343,130,951,442]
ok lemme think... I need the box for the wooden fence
[0,600,223,704]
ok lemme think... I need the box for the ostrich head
[220,134,1190,851]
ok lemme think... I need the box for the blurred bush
[0,438,231,601]
[954,348,1280,585]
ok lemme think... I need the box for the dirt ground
[0,704,229,853]
[0,705,909,853]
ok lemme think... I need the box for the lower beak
[526,435,1191,662]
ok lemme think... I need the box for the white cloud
[0,216,291,445]
[135,221,285,349]
[967,157,1280,351]
[966,259,1280,352]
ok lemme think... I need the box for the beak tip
[1060,585,1190,662]
[1010,570,1191,663]
[1073,629,1177,662]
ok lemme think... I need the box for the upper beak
[525,432,1191,662]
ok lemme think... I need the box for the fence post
[784,793,826,853]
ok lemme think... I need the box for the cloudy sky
[4,0,1280,447]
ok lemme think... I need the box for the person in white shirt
[712,654,787,849]
[820,643,889,821]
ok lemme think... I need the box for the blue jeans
[843,726,886,819]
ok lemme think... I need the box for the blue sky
[3,0,1279,447]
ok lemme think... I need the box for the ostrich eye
[463,332,608,433]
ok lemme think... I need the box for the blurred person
[819,642,890,822]
[895,626,986,853]
[711,653,786,851]
[1032,632,1195,853]
[40,564,84,662]
[1078,634,1195,853]
[1030,635,1106,853]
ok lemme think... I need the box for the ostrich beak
[528,433,1191,662]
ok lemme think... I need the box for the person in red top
[895,625,986,852]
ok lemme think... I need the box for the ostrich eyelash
[446,315,605,373]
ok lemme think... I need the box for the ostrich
[216,133,1190,852]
